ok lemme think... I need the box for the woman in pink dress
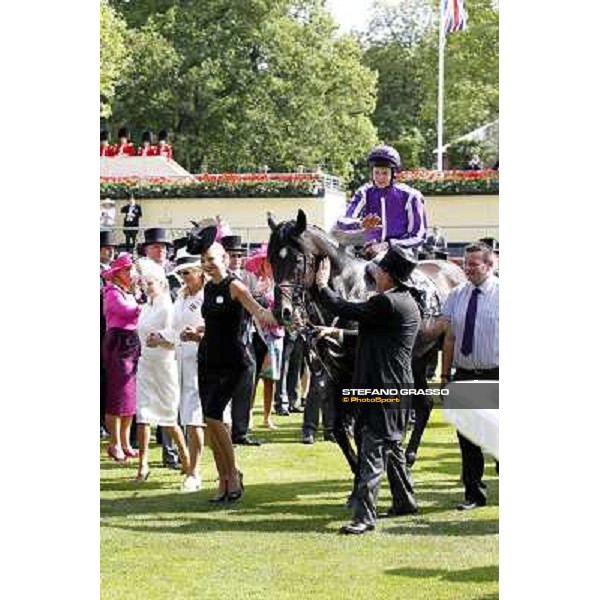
[101,254,142,462]
[245,246,285,429]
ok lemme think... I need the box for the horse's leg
[406,353,435,466]
[332,401,359,477]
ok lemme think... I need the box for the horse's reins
[274,249,344,384]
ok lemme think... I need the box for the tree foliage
[100,1,130,119]
[101,0,498,173]
[362,0,498,167]
[105,0,378,175]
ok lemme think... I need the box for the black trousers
[231,352,256,440]
[353,420,416,527]
[124,229,138,251]
[275,334,305,411]
[453,367,499,503]
[302,363,334,435]
[156,425,178,464]
[406,355,433,457]
[252,332,267,385]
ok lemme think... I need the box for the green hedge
[100,176,498,199]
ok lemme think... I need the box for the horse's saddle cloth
[363,262,441,318]
[408,269,442,319]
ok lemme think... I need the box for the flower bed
[100,170,498,198]
[100,175,321,199]
[397,169,499,195]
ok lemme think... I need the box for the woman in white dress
[172,251,206,492]
[135,259,190,482]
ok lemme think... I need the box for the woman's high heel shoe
[209,491,229,503]
[227,488,244,502]
[123,447,139,459]
[107,445,126,462]
[227,471,244,502]
[134,467,150,483]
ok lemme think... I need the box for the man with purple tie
[441,242,499,510]
[336,145,428,258]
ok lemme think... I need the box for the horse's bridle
[274,245,349,386]
[275,248,318,321]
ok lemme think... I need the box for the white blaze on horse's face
[279,248,288,259]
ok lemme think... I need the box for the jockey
[336,145,428,258]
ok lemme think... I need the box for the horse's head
[267,209,320,327]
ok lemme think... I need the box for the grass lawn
[101,409,499,600]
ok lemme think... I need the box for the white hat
[172,248,202,274]
[101,198,116,206]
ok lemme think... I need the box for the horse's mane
[267,220,341,263]
[267,221,303,263]
[268,217,372,304]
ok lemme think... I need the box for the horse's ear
[267,211,277,232]
[295,209,307,234]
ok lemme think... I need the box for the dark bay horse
[267,209,466,477]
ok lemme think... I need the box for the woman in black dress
[198,233,277,502]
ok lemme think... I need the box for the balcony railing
[102,224,499,252]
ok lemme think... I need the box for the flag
[444,0,468,33]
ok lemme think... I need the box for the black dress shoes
[323,431,337,443]
[303,433,315,444]
[456,500,486,511]
[289,405,303,414]
[163,462,182,471]
[232,436,261,447]
[339,521,375,535]
[275,409,290,416]
[381,505,418,518]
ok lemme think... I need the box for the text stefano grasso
[341,388,449,396]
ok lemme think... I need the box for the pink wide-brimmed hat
[101,253,135,281]
[244,244,269,274]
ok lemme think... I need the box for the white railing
[103,224,498,252]
[100,171,345,192]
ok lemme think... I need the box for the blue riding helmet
[367,144,402,170]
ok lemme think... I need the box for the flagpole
[436,0,446,171]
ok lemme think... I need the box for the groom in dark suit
[315,246,422,534]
